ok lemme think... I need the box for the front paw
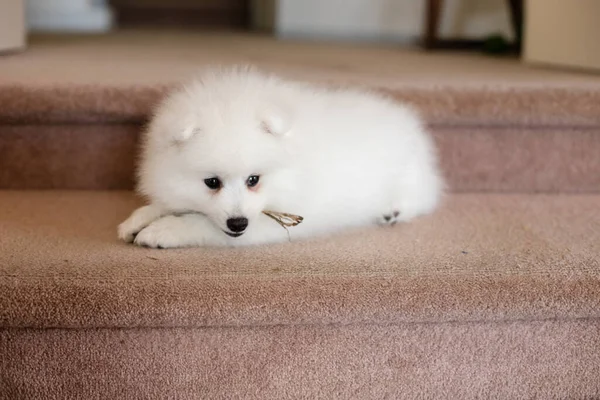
[118,219,140,243]
[118,205,165,243]
[133,216,189,249]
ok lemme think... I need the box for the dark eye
[246,175,260,188]
[204,177,221,190]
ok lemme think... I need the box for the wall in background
[22,0,512,41]
[26,0,113,32]
[524,0,600,72]
[275,0,513,43]
[0,0,26,51]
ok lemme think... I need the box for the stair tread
[1,191,598,329]
[1,32,600,126]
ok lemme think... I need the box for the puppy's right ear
[259,104,291,137]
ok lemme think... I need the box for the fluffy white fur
[118,66,444,248]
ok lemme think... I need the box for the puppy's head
[138,67,293,238]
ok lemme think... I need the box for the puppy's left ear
[259,104,291,137]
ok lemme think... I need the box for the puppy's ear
[172,126,198,145]
[259,104,291,137]
[153,88,201,147]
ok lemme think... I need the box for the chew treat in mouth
[262,210,304,229]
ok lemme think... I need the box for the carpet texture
[1,33,600,191]
[2,124,599,192]
[1,191,599,329]
[3,320,600,400]
[2,32,600,399]
[3,84,600,127]
[2,32,600,127]
[0,191,599,398]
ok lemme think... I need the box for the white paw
[118,205,166,243]
[133,216,191,249]
[118,219,141,243]
[378,209,401,226]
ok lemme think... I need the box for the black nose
[227,217,248,233]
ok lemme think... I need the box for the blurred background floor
[0,30,597,87]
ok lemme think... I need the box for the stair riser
[1,124,599,192]
[3,85,600,128]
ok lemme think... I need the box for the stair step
[2,32,599,398]
[1,191,598,329]
[2,190,599,398]
[2,124,599,192]
[1,33,600,192]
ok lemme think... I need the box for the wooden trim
[423,0,443,49]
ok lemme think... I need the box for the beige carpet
[1,31,600,399]
[3,31,599,86]
[4,320,600,399]
[1,32,599,192]
[1,191,599,328]
[2,32,600,127]
[0,191,599,399]
[2,124,599,192]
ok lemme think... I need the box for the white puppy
[118,66,443,248]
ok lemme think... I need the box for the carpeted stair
[1,32,599,399]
